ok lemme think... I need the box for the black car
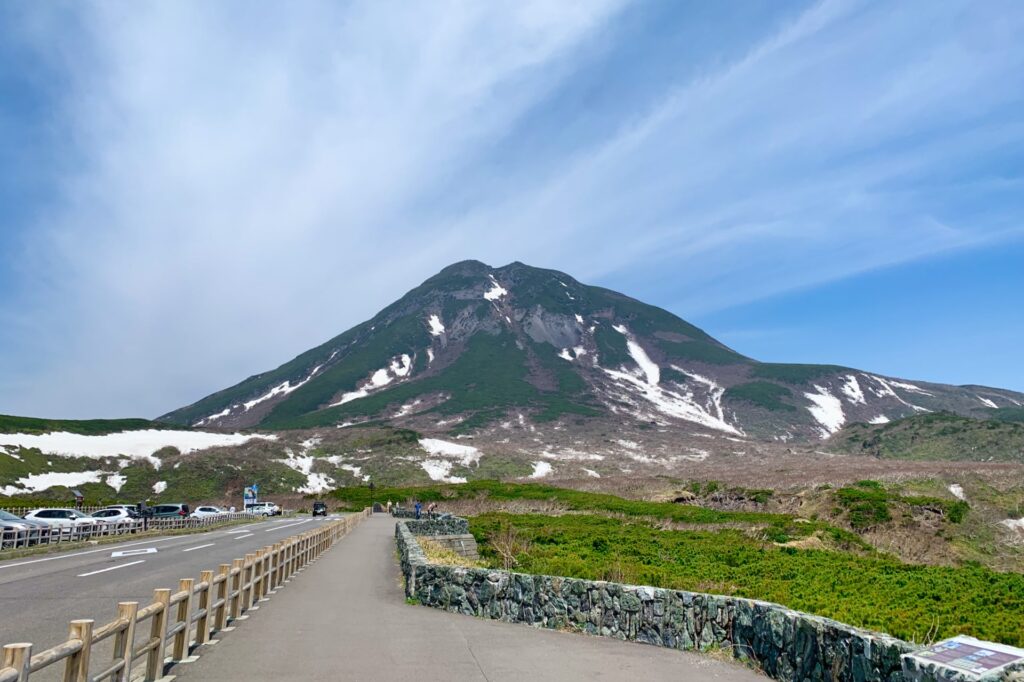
[312,501,327,517]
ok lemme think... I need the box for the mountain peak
[160,262,1024,442]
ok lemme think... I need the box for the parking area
[0,499,291,552]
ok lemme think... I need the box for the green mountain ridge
[159,260,1024,442]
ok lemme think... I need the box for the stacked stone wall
[395,519,1022,682]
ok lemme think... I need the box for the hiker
[414,500,422,519]
[427,502,437,516]
[386,500,392,514]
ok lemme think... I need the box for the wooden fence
[0,509,369,682]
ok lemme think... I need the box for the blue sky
[1,0,1022,418]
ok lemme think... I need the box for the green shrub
[471,513,1024,646]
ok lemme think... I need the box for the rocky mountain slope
[161,260,1024,442]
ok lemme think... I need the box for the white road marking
[0,536,183,570]
[111,548,158,558]
[265,520,310,532]
[182,543,215,553]
[233,534,254,540]
[78,560,146,577]
[226,528,256,534]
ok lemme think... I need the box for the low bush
[470,513,1024,646]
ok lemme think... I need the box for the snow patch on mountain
[153,481,167,494]
[868,376,930,413]
[529,461,552,478]
[558,346,587,362]
[391,355,412,377]
[341,463,369,482]
[1,470,106,496]
[868,415,890,424]
[427,315,445,336]
[483,275,508,301]
[331,354,414,407]
[105,474,127,493]
[582,468,601,478]
[613,325,660,385]
[804,385,845,437]
[976,395,998,409]
[889,380,933,396]
[1000,518,1024,534]
[948,484,966,501]
[539,449,604,462]
[420,459,466,484]
[242,360,329,412]
[575,314,584,324]
[419,439,481,467]
[601,364,742,435]
[841,375,866,405]
[0,430,276,469]
[194,407,231,427]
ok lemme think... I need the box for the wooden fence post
[172,578,194,661]
[146,589,171,682]
[197,571,213,645]
[65,618,94,682]
[229,559,244,620]
[112,601,138,682]
[215,564,230,631]
[243,554,256,611]
[2,643,31,682]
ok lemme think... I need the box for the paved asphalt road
[173,515,763,682]
[0,516,338,652]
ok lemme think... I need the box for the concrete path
[174,515,762,681]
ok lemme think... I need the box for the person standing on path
[414,500,422,519]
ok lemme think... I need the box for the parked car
[245,502,281,517]
[23,507,100,528]
[149,503,191,519]
[90,508,140,528]
[190,505,225,519]
[0,510,50,546]
[312,501,327,517]
[0,510,49,547]
[103,504,141,517]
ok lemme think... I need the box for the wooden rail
[0,509,369,682]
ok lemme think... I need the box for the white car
[190,505,225,519]
[245,502,281,516]
[90,508,139,525]
[23,508,102,530]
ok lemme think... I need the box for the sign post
[243,484,258,511]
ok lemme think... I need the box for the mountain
[160,260,1024,442]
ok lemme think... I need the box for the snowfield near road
[0,471,104,496]
[0,429,277,468]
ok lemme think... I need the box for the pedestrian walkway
[174,515,762,681]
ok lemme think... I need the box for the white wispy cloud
[1,0,1022,416]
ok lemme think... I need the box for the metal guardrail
[0,509,370,682]
[0,513,280,551]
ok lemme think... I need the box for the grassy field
[469,513,1024,646]
[0,415,169,435]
